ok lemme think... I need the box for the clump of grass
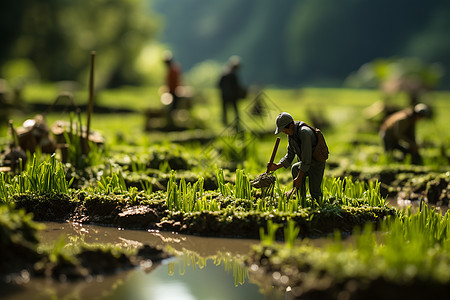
[234,169,252,200]
[0,173,11,204]
[249,204,450,297]
[216,167,232,197]
[166,170,214,212]
[63,112,105,169]
[164,168,386,216]
[1,154,72,200]
[96,167,127,194]
[322,176,385,207]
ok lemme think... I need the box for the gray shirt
[279,121,318,172]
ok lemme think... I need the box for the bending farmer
[267,112,326,200]
[379,103,431,165]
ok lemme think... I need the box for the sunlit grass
[253,205,450,286]
[0,154,72,201]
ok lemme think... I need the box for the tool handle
[266,137,280,173]
[83,51,96,155]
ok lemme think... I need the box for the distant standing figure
[379,103,431,164]
[218,56,246,128]
[163,51,182,112]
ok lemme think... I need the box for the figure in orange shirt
[163,51,182,112]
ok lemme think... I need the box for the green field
[1,85,450,298]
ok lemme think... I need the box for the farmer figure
[218,56,246,129]
[267,112,326,201]
[379,103,431,164]
[163,51,182,112]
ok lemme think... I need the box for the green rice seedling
[284,220,300,248]
[0,173,11,203]
[165,171,209,212]
[194,194,220,212]
[166,171,179,210]
[140,180,153,194]
[353,223,377,264]
[298,188,308,208]
[159,160,171,173]
[276,194,300,213]
[259,220,280,245]
[130,159,147,173]
[61,112,106,169]
[274,174,285,199]
[234,169,252,200]
[256,198,266,211]
[97,168,127,194]
[216,167,232,197]
[289,198,300,212]
[250,206,450,293]
[179,178,202,212]
[7,154,72,194]
[322,176,385,207]
[363,180,385,206]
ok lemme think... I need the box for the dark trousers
[291,161,326,201]
[222,100,239,128]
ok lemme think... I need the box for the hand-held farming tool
[251,137,280,197]
[266,137,280,173]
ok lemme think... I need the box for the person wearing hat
[379,103,431,164]
[267,112,326,201]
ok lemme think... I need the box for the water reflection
[98,256,269,300]
[38,222,259,257]
[3,222,283,300]
[168,250,249,286]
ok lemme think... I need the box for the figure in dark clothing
[218,56,246,128]
[379,103,431,164]
[268,112,326,201]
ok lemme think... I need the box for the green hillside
[151,0,450,88]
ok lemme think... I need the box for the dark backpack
[301,123,329,162]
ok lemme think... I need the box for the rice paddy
[1,86,449,299]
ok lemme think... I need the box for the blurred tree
[0,0,160,88]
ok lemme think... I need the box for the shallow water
[387,197,448,215]
[7,200,444,300]
[37,222,259,257]
[2,222,287,300]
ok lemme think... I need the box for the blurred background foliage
[0,0,160,89]
[153,0,450,88]
[0,0,449,90]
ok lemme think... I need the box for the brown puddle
[2,222,285,300]
[38,221,261,257]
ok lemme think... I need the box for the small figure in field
[163,51,182,112]
[267,112,327,201]
[17,114,56,155]
[218,56,246,129]
[379,103,431,164]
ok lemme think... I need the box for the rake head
[251,172,276,189]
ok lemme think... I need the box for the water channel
[3,222,288,300]
[3,200,445,300]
